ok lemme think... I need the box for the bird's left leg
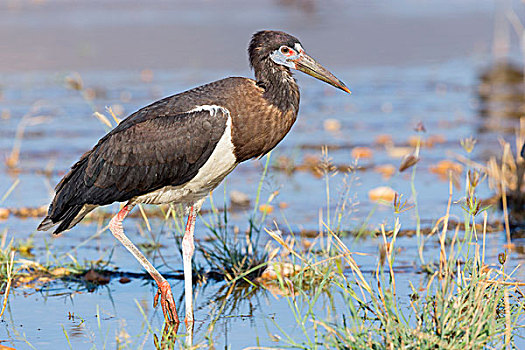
[182,204,198,324]
[109,203,179,323]
[181,197,205,325]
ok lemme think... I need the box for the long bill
[291,53,351,94]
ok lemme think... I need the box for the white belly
[131,112,237,206]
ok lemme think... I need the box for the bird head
[249,30,351,94]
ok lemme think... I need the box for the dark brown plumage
[42,106,229,233]
[37,30,350,324]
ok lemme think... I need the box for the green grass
[260,144,525,350]
[270,223,524,349]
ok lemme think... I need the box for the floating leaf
[259,204,274,214]
[430,160,463,176]
[374,164,396,179]
[140,68,154,83]
[387,146,412,158]
[323,118,341,132]
[368,186,396,203]
[351,147,373,159]
[230,190,250,208]
[259,262,301,281]
[0,208,9,220]
[50,267,71,277]
[83,270,110,285]
[375,134,393,145]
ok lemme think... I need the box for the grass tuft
[262,149,525,350]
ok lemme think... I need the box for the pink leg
[109,203,179,324]
[182,205,197,324]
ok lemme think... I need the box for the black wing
[39,107,229,233]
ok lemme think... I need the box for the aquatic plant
[264,149,525,350]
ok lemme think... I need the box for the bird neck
[254,59,300,113]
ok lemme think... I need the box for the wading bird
[38,30,350,324]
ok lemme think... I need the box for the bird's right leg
[109,203,179,324]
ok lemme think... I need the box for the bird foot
[154,280,179,324]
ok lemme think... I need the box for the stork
[38,30,350,324]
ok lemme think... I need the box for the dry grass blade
[0,180,20,204]
[439,176,453,277]
[380,221,399,295]
[504,289,511,348]
[106,106,122,125]
[137,204,152,232]
[0,251,15,319]
[501,173,513,250]
[265,228,305,263]
[92,112,113,128]
[5,114,50,169]
[324,224,372,294]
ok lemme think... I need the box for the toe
[155,281,179,324]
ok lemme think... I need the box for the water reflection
[478,61,525,118]
[477,61,525,232]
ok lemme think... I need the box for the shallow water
[1,62,523,349]
[1,0,524,349]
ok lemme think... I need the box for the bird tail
[37,205,82,234]
[37,148,97,234]
[37,216,56,231]
[37,204,92,234]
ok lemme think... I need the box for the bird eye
[281,46,290,54]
